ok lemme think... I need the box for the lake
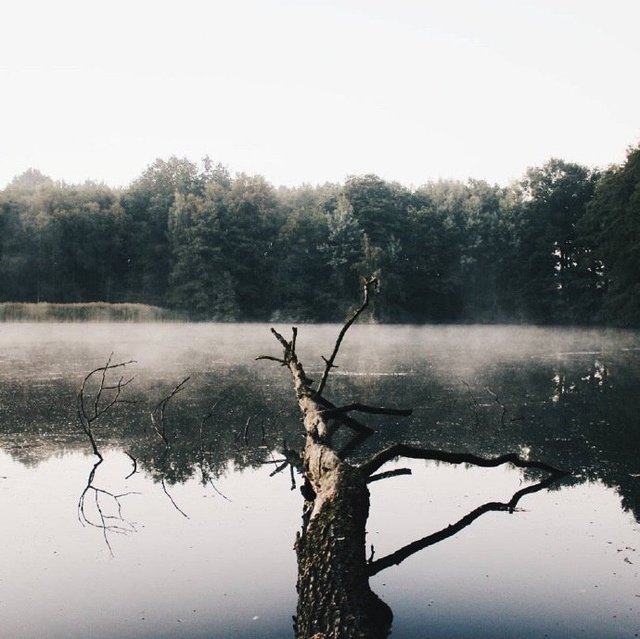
[0,323,639,638]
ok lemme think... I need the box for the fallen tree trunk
[259,277,567,639]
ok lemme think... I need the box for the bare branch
[271,327,292,353]
[208,479,231,501]
[367,471,565,576]
[124,451,138,479]
[77,458,139,556]
[199,398,221,440]
[156,376,190,423]
[77,356,137,460]
[485,386,508,427]
[150,376,191,446]
[161,478,189,519]
[269,460,290,477]
[366,468,412,483]
[149,413,168,446]
[314,395,375,435]
[255,355,286,365]
[316,276,378,396]
[359,443,568,478]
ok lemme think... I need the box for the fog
[1,321,636,378]
[1,321,638,638]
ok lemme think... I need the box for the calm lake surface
[0,322,639,638]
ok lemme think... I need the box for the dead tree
[259,277,567,639]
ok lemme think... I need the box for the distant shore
[0,302,181,322]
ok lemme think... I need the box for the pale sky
[1,0,639,189]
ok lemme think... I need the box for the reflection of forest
[1,353,639,520]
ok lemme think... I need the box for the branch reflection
[367,470,566,577]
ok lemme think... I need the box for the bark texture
[294,461,391,639]
[264,317,392,639]
[258,278,567,639]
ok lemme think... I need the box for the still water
[0,323,639,638]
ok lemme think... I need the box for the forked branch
[77,458,139,556]
[77,354,136,459]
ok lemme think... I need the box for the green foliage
[1,149,638,326]
[580,146,640,325]
[515,159,599,323]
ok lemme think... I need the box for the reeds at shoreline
[0,302,180,322]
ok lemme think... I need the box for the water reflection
[2,351,638,523]
[1,324,639,638]
[0,449,301,639]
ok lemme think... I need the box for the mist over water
[0,320,636,380]
[0,322,639,638]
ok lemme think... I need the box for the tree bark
[265,323,392,639]
[259,278,567,639]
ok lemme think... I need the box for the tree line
[0,146,638,325]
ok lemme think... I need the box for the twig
[269,460,290,477]
[208,479,231,501]
[198,398,221,455]
[485,386,508,427]
[77,355,136,459]
[161,478,189,519]
[124,451,138,479]
[150,376,191,446]
[316,276,378,396]
[77,457,139,556]
[368,545,376,563]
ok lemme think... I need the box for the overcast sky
[1,0,639,189]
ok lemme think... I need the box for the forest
[0,145,638,326]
